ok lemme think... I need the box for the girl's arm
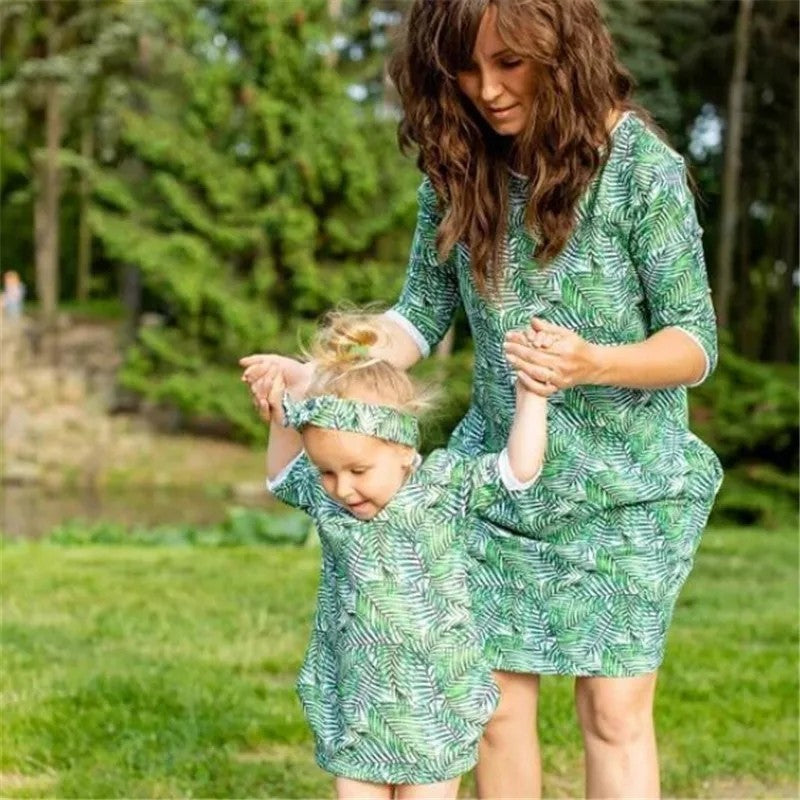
[505,378,548,485]
[245,361,303,481]
[266,414,303,484]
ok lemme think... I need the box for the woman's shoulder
[612,113,689,200]
[416,174,444,217]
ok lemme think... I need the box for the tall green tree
[89,0,418,436]
[659,0,798,362]
[0,0,139,320]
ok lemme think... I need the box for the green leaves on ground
[39,507,313,548]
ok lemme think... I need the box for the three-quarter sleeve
[630,159,719,385]
[266,451,324,514]
[387,178,461,357]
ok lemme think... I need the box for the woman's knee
[482,670,540,748]
[575,674,656,747]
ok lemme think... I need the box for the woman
[378,0,722,796]
[244,1,722,796]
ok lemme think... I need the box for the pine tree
[89,0,418,438]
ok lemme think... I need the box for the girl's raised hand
[249,362,280,423]
[239,353,312,391]
[239,354,312,412]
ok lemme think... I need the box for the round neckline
[369,451,423,521]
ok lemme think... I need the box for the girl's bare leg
[475,670,541,799]
[396,776,460,800]
[336,777,393,800]
[575,673,660,799]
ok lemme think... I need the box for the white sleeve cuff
[384,309,431,358]
[672,327,712,387]
[498,448,541,492]
[266,450,305,492]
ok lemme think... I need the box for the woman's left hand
[504,318,601,396]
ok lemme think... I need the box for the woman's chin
[486,117,525,137]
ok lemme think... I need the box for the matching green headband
[283,393,420,448]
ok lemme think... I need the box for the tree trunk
[76,123,94,301]
[33,79,62,325]
[33,0,62,327]
[715,0,754,329]
[120,263,142,349]
[769,204,798,363]
[732,184,753,357]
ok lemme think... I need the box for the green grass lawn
[1,527,797,799]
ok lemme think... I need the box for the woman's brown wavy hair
[389,0,654,297]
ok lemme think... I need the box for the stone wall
[1,314,152,487]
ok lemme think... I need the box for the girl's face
[456,4,537,138]
[303,427,414,520]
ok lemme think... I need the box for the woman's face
[456,4,537,138]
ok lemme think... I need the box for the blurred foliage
[712,464,797,529]
[690,339,798,468]
[88,0,419,417]
[41,506,314,547]
[690,338,798,528]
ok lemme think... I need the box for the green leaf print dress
[270,446,543,784]
[386,112,724,677]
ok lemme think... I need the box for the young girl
[245,313,555,799]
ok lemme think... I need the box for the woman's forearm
[374,313,425,370]
[589,327,708,389]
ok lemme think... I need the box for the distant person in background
[1,271,25,320]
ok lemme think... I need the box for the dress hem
[488,653,665,678]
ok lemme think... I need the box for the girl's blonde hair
[304,311,435,416]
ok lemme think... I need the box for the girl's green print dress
[387,113,724,677]
[270,448,537,784]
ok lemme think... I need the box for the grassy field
[1,526,797,799]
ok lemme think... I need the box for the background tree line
[1,0,797,524]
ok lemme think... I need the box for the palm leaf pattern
[269,448,530,784]
[283,393,420,448]
[391,113,723,677]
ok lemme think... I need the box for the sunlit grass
[1,527,797,798]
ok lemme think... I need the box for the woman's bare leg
[575,673,660,799]
[475,670,541,799]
